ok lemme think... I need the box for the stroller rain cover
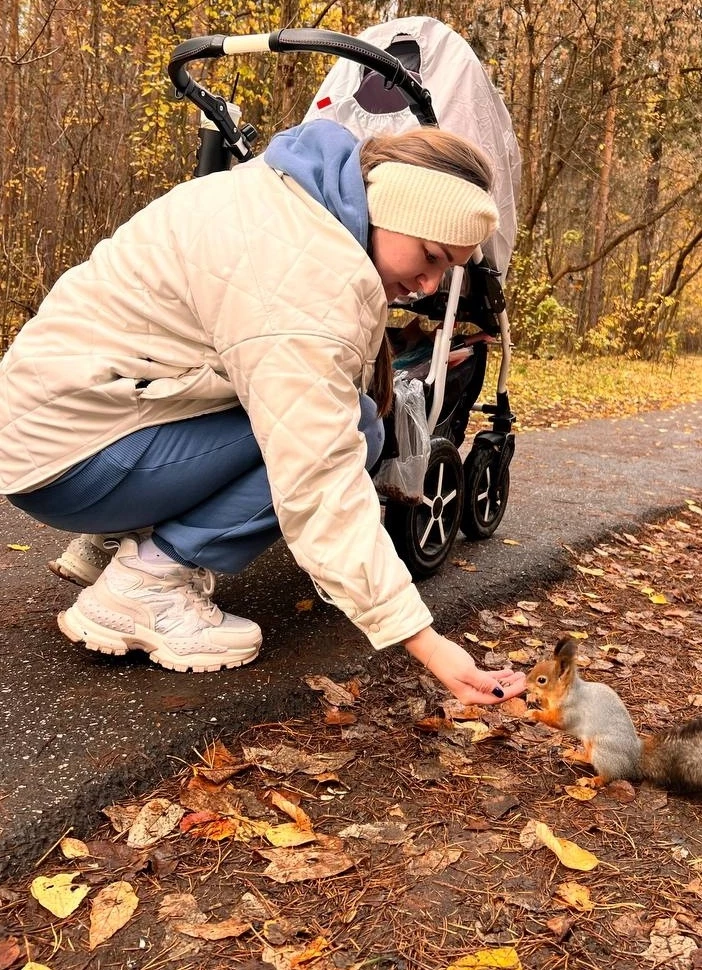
[303,16,521,280]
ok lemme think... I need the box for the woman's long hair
[360,128,495,418]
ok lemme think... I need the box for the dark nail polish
[492,686,504,698]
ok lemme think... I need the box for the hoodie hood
[264,120,368,250]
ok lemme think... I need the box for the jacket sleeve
[217,322,433,648]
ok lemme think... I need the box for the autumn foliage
[1,0,701,358]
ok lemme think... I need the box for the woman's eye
[425,251,438,265]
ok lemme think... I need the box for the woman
[0,119,525,705]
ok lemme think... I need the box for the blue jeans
[11,396,384,574]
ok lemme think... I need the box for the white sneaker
[57,538,260,672]
[49,532,215,595]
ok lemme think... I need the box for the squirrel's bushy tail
[642,717,702,792]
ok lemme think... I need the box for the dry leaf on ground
[30,873,90,918]
[528,821,599,871]
[444,946,523,968]
[126,798,184,848]
[88,881,139,950]
[172,917,251,940]
[59,837,89,859]
[0,937,21,970]
[258,846,356,883]
[304,675,356,706]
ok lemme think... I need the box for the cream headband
[366,161,499,247]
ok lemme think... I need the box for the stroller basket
[167,18,518,580]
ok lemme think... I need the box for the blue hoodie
[264,120,369,250]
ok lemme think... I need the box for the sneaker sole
[49,558,103,588]
[57,606,261,673]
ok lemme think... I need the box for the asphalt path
[0,401,700,879]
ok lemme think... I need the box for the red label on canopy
[316,96,332,109]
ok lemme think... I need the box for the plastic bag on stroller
[373,374,431,505]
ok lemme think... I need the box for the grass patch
[482,353,702,431]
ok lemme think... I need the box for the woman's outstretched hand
[403,627,526,705]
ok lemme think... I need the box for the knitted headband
[366,161,499,247]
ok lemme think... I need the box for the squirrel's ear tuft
[554,636,577,662]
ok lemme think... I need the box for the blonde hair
[362,128,495,418]
[360,127,494,193]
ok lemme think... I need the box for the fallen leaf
[60,837,90,859]
[555,881,594,911]
[640,918,697,965]
[173,917,251,940]
[157,892,205,922]
[507,649,533,663]
[126,798,185,848]
[0,937,21,970]
[242,744,354,776]
[407,846,462,876]
[265,822,317,847]
[102,803,141,834]
[7,543,30,551]
[337,821,408,843]
[444,946,523,968]
[304,675,356,706]
[22,965,54,970]
[564,786,598,801]
[648,592,668,604]
[295,599,314,612]
[88,881,139,950]
[517,601,540,612]
[258,846,355,883]
[502,539,522,546]
[499,610,531,628]
[576,565,605,576]
[183,813,268,842]
[31,873,90,918]
[531,821,599,871]
[546,915,573,941]
[324,708,356,725]
[266,790,313,828]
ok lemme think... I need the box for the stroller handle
[168,29,438,127]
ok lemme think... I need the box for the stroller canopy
[303,16,521,279]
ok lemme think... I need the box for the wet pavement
[0,401,700,879]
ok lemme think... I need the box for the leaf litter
[1,507,701,969]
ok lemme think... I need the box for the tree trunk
[584,17,623,333]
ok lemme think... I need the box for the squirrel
[525,636,702,792]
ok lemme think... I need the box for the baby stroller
[168,18,520,580]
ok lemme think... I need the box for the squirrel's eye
[537,676,547,685]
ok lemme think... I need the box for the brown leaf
[102,803,141,834]
[304,675,356,706]
[414,715,454,733]
[258,846,356,883]
[173,917,251,940]
[179,783,243,816]
[407,846,462,876]
[88,881,139,950]
[241,744,354,776]
[323,708,357,725]
[266,790,313,828]
[126,798,184,848]
[0,937,21,970]
[183,813,268,842]
[546,915,573,941]
[157,892,205,922]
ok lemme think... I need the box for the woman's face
[370,227,476,303]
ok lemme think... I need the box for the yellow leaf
[7,543,30,551]
[89,881,139,949]
[569,631,589,640]
[508,649,532,663]
[31,873,90,918]
[445,946,523,969]
[502,539,521,546]
[576,566,604,576]
[532,821,599,871]
[23,965,54,970]
[564,786,597,801]
[648,592,668,605]
[686,503,702,515]
[555,881,594,911]
[265,822,317,847]
[60,837,90,859]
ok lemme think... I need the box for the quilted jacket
[0,160,433,648]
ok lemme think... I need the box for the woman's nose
[418,268,442,295]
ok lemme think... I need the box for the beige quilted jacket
[0,161,433,648]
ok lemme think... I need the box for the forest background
[1,0,701,362]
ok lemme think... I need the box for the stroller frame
[167,27,516,579]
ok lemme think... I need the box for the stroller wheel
[461,446,510,540]
[384,437,464,580]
